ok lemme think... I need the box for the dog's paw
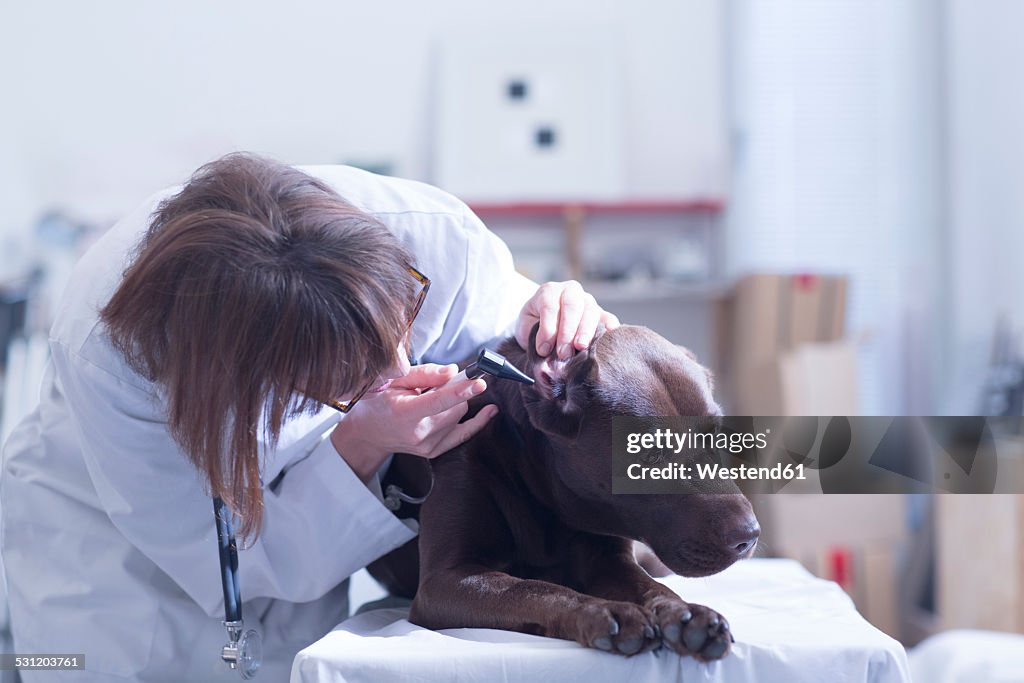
[649,597,733,661]
[567,600,661,656]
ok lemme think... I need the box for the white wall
[725,0,944,415]
[0,0,724,254]
[943,0,1024,413]
[726,0,1024,416]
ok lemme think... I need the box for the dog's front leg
[412,565,662,656]
[570,535,734,661]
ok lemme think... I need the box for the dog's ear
[527,353,594,439]
[677,344,714,392]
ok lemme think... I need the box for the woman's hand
[515,281,621,360]
[329,363,498,483]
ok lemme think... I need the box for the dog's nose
[727,521,760,556]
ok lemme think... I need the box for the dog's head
[496,324,759,578]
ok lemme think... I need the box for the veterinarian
[0,154,619,681]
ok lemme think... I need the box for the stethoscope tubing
[213,497,242,624]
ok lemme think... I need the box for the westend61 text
[626,462,807,482]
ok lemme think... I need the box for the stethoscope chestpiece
[221,619,262,679]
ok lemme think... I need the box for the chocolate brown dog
[370,324,759,660]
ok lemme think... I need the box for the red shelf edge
[468,199,725,216]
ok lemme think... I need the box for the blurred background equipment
[981,317,1024,417]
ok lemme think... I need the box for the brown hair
[101,153,415,540]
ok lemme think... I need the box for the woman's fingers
[415,377,486,416]
[531,283,564,357]
[572,293,603,351]
[401,383,490,456]
[389,363,458,390]
[330,371,492,471]
[516,281,617,359]
[426,404,500,457]
[601,310,621,330]
[553,281,586,359]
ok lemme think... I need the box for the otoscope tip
[475,348,535,385]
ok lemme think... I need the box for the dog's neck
[486,376,620,534]
[483,378,566,510]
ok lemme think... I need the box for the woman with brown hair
[0,154,618,680]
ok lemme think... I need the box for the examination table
[290,558,910,682]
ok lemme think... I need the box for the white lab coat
[0,166,537,681]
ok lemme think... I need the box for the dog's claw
[643,624,655,640]
[650,599,731,661]
[608,620,620,636]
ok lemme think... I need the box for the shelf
[582,279,729,303]
[469,199,725,217]
[474,200,725,282]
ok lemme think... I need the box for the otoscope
[381,348,533,511]
[440,348,535,387]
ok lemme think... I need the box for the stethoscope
[211,473,431,681]
[213,497,262,679]
[210,348,533,678]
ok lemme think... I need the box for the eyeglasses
[325,264,431,414]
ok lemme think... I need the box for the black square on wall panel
[535,126,557,148]
[507,79,528,100]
